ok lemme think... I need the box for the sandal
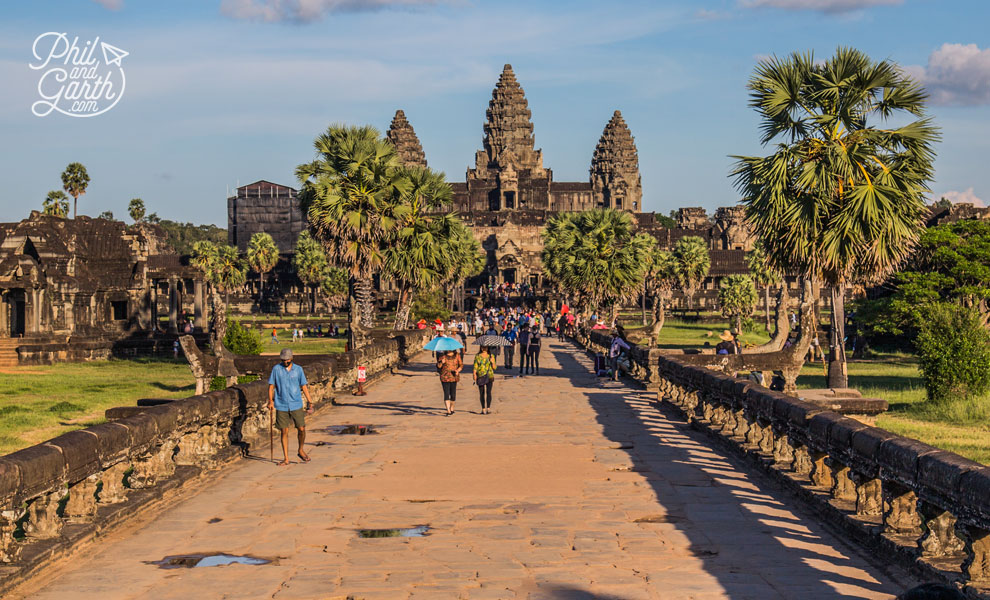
[297,453,311,463]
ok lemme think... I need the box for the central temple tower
[464,65,553,212]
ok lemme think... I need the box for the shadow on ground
[552,342,906,600]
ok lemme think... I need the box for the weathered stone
[386,109,427,168]
[590,110,643,211]
[811,453,834,489]
[882,484,921,536]
[773,434,794,469]
[852,474,883,516]
[64,475,99,521]
[130,442,176,489]
[962,527,990,583]
[919,503,965,558]
[98,462,129,504]
[23,490,64,540]
[792,445,813,476]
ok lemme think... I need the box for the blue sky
[1,0,988,225]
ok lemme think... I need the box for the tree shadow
[150,382,196,393]
[549,340,908,599]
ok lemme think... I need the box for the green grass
[0,359,195,455]
[259,336,348,355]
[619,318,772,350]
[796,354,990,464]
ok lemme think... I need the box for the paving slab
[17,339,911,599]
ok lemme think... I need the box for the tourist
[609,332,630,381]
[172,339,180,358]
[557,313,567,341]
[715,330,738,355]
[436,349,462,416]
[271,327,279,344]
[291,328,298,343]
[267,348,314,466]
[517,324,531,376]
[527,327,542,375]
[502,324,517,369]
[473,346,497,415]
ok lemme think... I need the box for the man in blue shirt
[267,348,314,466]
[502,325,518,370]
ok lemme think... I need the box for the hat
[435,318,443,324]
[279,348,293,360]
[718,330,734,342]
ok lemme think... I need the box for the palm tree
[541,209,652,322]
[746,241,782,332]
[192,241,247,348]
[61,162,90,219]
[297,124,409,346]
[435,219,485,314]
[382,166,455,329]
[719,274,759,336]
[644,246,678,347]
[246,232,279,301]
[42,190,69,217]
[292,231,329,314]
[731,47,939,387]
[319,267,349,312]
[128,198,145,223]
[672,236,711,312]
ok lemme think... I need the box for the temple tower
[590,110,643,212]
[386,110,428,168]
[465,64,551,212]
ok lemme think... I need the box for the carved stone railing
[572,330,990,595]
[0,329,431,594]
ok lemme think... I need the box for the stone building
[227,180,305,254]
[0,213,207,363]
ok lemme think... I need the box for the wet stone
[327,425,378,435]
[357,526,430,538]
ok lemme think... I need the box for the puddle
[147,553,271,569]
[323,474,353,479]
[357,526,430,538]
[634,514,686,524]
[327,425,377,435]
[207,518,223,524]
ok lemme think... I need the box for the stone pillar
[882,485,921,536]
[918,503,965,559]
[962,526,990,584]
[150,280,158,331]
[168,278,178,334]
[194,280,205,332]
[0,292,7,337]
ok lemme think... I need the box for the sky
[0,0,988,226]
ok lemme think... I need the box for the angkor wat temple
[227,64,757,310]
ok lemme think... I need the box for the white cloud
[937,188,985,208]
[906,43,990,107]
[220,0,443,22]
[739,0,902,14]
[92,0,123,9]
[696,9,731,20]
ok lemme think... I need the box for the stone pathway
[22,340,910,599]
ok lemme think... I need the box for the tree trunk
[640,284,647,326]
[393,283,412,330]
[73,196,78,220]
[354,276,375,330]
[648,297,665,348]
[311,286,317,314]
[827,282,848,388]
[210,287,227,350]
[764,286,772,333]
[347,292,366,350]
[735,314,742,338]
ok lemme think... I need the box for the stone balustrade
[0,329,430,593]
[574,327,990,595]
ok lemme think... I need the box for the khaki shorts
[275,408,306,430]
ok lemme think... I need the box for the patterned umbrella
[474,335,512,347]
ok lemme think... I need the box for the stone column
[168,278,178,334]
[150,280,158,331]
[194,280,205,332]
[0,292,7,337]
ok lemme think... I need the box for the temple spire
[590,110,643,212]
[386,109,427,168]
[476,64,544,173]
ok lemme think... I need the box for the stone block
[876,436,940,485]
[826,417,869,453]
[117,412,160,452]
[807,412,844,447]
[787,400,823,429]
[850,427,897,460]
[5,444,67,502]
[87,422,131,467]
[0,460,21,506]
[918,451,984,501]
[44,430,100,484]
[958,469,990,524]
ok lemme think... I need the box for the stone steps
[0,339,21,366]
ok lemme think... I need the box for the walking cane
[269,406,274,464]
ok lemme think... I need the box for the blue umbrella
[424,336,464,351]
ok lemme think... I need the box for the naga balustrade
[0,329,430,593]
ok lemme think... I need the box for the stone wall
[0,329,431,595]
[574,329,990,596]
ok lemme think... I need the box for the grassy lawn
[797,355,990,464]
[0,359,195,455]
[619,318,772,350]
[259,336,348,355]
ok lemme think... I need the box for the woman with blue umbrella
[425,336,464,416]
